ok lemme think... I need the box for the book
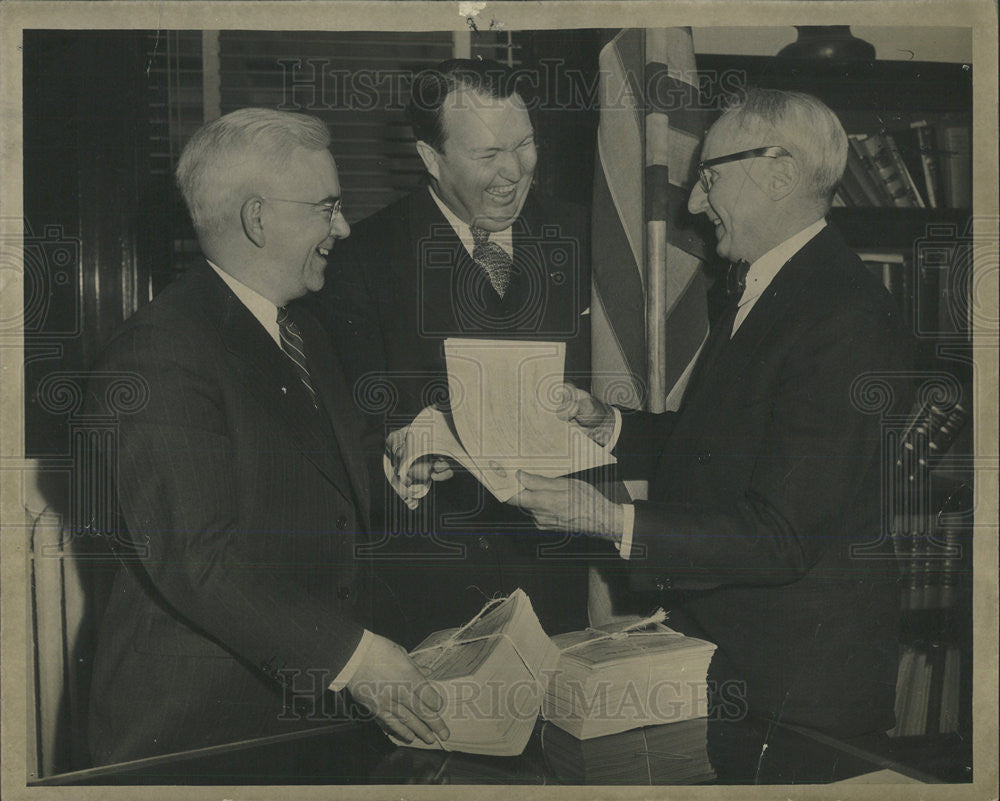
[385,338,616,503]
[938,645,961,733]
[542,613,717,740]
[852,134,921,207]
[540,717,716,784]
[910,120,942,208]
[847,135,895,206]
[884,133,926,208]
[940,125,972,208]
[388,588,561,756]
[859,251,906,316]
[844,142,889,206]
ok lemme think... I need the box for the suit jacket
[304,188,595,647]
[613,224,912,738]
[86,262,375,765]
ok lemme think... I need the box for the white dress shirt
[208,261,373,690]
[428,186,515,258]
[613,218,827,559]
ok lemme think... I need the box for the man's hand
[385,428,454,509]
[512,471,624,544]
[555,383,615,447]
[346,633,450,745]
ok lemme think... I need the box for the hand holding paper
[346,633,450,745]
[385,428,454,510]
[384,340,616,505]
[554,383,617,447]
[512,471,624,544]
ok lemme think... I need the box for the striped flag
[591,28,713,414]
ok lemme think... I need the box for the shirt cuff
[327,629,374,692]
[607,406,623,450]
[614,503,635,560]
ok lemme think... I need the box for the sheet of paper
[443,339,616,501]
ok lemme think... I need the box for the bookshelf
[701,54,974,753]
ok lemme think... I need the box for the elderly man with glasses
[512,89,914,752]
[85,108,449,765]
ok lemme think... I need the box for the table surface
[29,715,946,787]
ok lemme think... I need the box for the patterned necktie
[470,225,513,298]
[726,259,751,299]
[276,306,319,408]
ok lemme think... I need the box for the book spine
[848,135,895,206]
[856,134,919,208]
[911,120,941,209]
[942,126,972,208]
[939,645,960,733]
[917,252,941,344]
[844,145,886,206]
[900,255,915,334]
[885,133,926,208]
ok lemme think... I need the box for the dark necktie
[470,225,513,298]
[681,264,749,405]
[276,306,319,408]
[726,259,751,299]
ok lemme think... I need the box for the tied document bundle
[384,339,616,502]
[387,589,560,756]
[542,614,717,740]
[381,593,717,758]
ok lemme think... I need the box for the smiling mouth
[317,246,331,257]
[486,185,517,201]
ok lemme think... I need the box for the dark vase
[777,26,876,60]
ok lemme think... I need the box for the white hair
[721,88,848,205]
[175,108,331,234]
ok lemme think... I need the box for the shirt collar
[427,186,514,258]
[208,260,281,347]
[739,218,826,307]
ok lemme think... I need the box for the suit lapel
[296,310,373,531]
[674,225,830,430]
[204,265,360,511]
[407,192,477,333]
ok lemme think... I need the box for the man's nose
[331,213,350,239]
[496,149,522,181]
[688,180,708,215]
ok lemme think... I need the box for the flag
[591,28,713,413]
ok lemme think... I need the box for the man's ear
[768,156,799,200]
[415,140,441,182]
[241,197,266,247]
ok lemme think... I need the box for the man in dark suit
[86,108,447,765]
[513,89,913,742]
[307,59,593,647]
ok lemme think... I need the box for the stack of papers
[541,717,716,784]
[384,339,616,503]
[389,588,560,756]
[542,616,717,739]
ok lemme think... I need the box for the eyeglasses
[696,146,791,193]
[261,196,344,226]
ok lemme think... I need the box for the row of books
[891,396,970,612]
[891,528,966,611]
[833,123,971,210]
[861,251,971,339]
[890,643,962,736]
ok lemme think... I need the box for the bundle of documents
[388,588,560,756]
[541,717,716,784]
[385,339,616,502]
[542,612,717,739]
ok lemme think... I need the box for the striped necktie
[470,225,513,298]
[276,306,319,408]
